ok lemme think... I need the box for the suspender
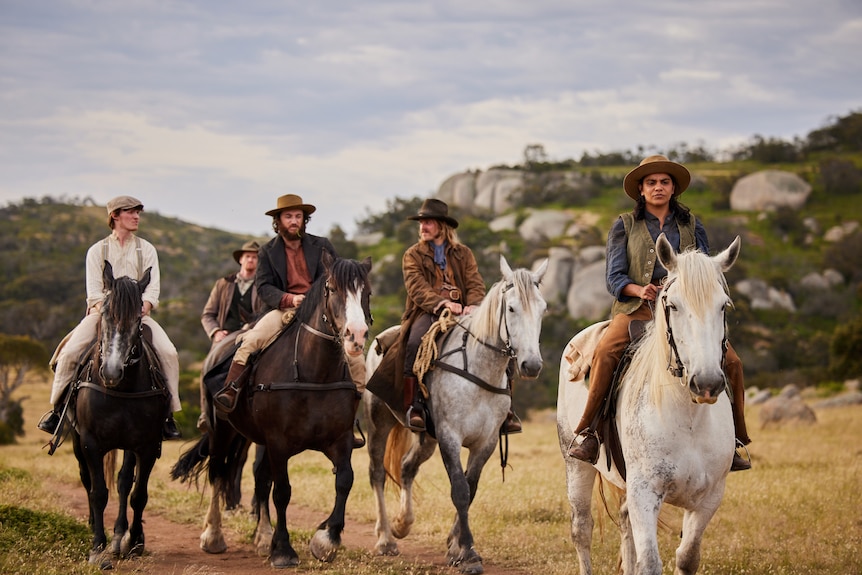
[102,236,144,280]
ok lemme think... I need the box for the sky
[2,1,860,238]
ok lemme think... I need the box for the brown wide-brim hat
[265,194,317,218]
[232,240,260,264]
[407,198,459,228]
[106,195,144,214]
[623,155,691,200]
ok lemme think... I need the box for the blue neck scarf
[431,241,447,271]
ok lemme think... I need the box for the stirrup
[214,382,239,414]
[566,429,600,464]
[731,439,752,472]
[406,406,426,432]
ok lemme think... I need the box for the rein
[289,277,351,384]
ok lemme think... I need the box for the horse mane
[466,267,536,344]
[292,257,372,326]
[624,248,730,409]
[104,276,143,333]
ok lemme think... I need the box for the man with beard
[214,194,340,412]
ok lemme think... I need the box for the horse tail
[170,434,211,486]
[383,425,414,488]
[103,450,117,492]
[596,476,675,534]
[215,432,251,510]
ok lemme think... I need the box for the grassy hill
[2,113,862,424]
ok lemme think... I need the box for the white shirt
[85,232,161,310]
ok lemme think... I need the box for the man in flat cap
[38,196,182,440]
[214,195,367,447]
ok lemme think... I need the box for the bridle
[660,276,729,383]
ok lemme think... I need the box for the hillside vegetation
[2,111,861,424]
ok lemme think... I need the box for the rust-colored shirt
[279,241,312,309]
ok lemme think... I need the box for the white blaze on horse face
[342,284,368,356]
[102,329,125,384]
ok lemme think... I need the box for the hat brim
[232,250,256,263]
[623,161,691,200]
[407,214,459,228]
[265,204,316,217]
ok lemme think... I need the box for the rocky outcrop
[729,170,812,212]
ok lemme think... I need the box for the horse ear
[103,260,115,288]
[656,233,677,272]
[532,258,549,285]
[500,254,513,279]
[139,267,152,292]
[360,256,372,274]
[321,250,335,270]
[715,236,741,272]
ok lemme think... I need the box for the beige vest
[611,213,696,316]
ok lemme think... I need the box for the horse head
[319,252,372,357]
[656,233,741,404]
[100,260,151,387]
[499,255,548,379]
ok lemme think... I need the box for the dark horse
[71,261,170,570]
[172,254,372,568]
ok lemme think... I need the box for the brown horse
[71,261,170,569]
[172,253,372,568]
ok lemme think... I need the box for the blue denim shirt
[606,212,709,301]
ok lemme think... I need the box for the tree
[0,334,50,443]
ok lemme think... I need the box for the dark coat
[200,273,264,339]
[256,233,337,312]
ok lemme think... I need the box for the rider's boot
[37,387,69,434]
[214,361,250,413]
[566,370,613,464]
[162,414,181,440]
[403,375,426,432]
[501,409,522,434]
[37,408,61,434]
[728,368,752,471]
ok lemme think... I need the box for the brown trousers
[576,302,750,445]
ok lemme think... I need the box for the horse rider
[566,155,751,471]
[198,240,265,430]
[38,196,182,440]
[213,194,367,447]
[380,198,522,434]
[202,240,264,347]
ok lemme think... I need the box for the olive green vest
[611,212,697,316]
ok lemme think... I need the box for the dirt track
[55,478,528,575]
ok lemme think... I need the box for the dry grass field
[1,378,860,574]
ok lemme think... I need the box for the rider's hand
[640,284,661,302]
[444,301,463,315]
[142,301,153,316]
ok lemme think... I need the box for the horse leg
[252,451,273,557]
[618,494,637,575]
[626,482,664,575]
[200,490,227,554]
[112,451,135,557]
[437,436,483,575]
[267,449,299,568]
[674,497,723,575]
[310,439,354,562]
[562,450,598,575]
[367,404,399,555]
[121,450,157,559]
[391,429,437,539]
[84,448,113,569]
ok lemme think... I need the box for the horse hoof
[310,529,339,562]
[270,552,300,568]
[89,548,113,570]
[110,537,122,558]
[200,535,228,554]
[121,532,145,558]
[375,541,400,556]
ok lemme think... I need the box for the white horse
[365,255,547,575]
[557,233,741,575]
